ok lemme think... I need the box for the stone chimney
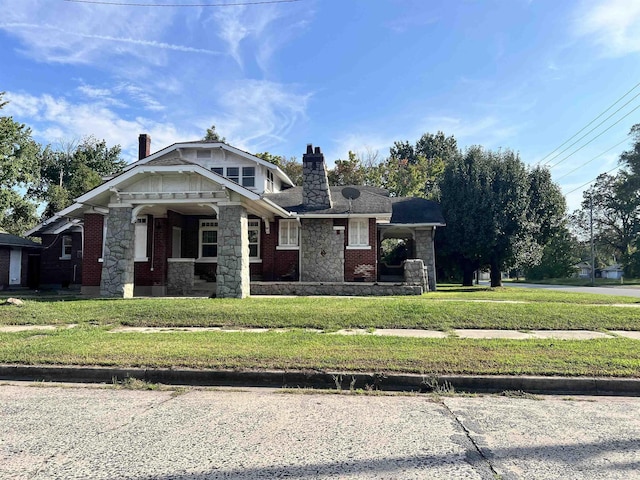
[302,144,332,210]
[138,134,151,160]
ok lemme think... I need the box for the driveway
[1,383,639,479]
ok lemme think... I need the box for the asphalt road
[487,281,640,298]
[1,383,639,479]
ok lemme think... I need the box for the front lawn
[1,287,639,331]
[1,328,638,377]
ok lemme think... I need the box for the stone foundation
[167,258,195,295]
[250,282,422,296]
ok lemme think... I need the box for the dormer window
[242,167,255,188]
[227,167,239,183]
[211,167,224,175]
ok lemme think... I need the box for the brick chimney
[138,134,151,160]
[302,144,332,210]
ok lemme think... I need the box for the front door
[9,248,21,285]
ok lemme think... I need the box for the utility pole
[590,194,595,287]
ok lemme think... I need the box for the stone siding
[404,259,428,292]
[216,204,250,298]
[251,282,422,296]
[100,206,135,298]
[300,219,344,282]
[415,228,437,291]
[167,259,195,295]
[302,145,332,209]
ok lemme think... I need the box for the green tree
[203,125,226,143]
[439,147,536,287]
[0,92,41,235]
[328,151,367,186]
[524,226,580,280]
[382,131,457,199]
[34,136,126,218]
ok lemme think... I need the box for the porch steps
[191,277,216,296]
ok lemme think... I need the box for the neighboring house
[601,264,624,280]
[26,135,445,298]
[573,262,593,279]
[0,231,41,290]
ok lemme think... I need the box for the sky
[1,0,640,212]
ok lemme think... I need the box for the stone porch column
[100,206,135,298]
[415,228,437,292]
[216,204,250,298]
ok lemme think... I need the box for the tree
[382,131,457,199]
[0,92,41,235]
[203,125,226,143]
[328,151,367,186]
[439,146,536,287]
[524,226,580,280]
[33,136,126,218]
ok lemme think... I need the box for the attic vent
[197,150,211,159]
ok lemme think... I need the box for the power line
[554,136,631,181]
[543,90,640,168]
[536,80,640,166]
[63,0,301,6]
[563,165,622,195]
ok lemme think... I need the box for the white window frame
[226,167,239,183]
[211,167,224,176]
[134,216,148,262]
[242,167,256,188]
[60,235,72,260]
[277,219,299,249]
[348,218,370,249]
[248,219,260,259]
[266,170,274,192]
[199,220,219,260]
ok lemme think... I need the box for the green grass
[1,287,639,331]
[510,277,640,287]
[0,327,638,377]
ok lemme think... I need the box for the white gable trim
[124,142,294,186]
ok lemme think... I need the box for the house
[601,264,624,280]
[573,261,593,279]
[0,231,41,290]
[26,135,445,298]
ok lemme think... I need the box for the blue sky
[2,0,640,211]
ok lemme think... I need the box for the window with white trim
[61,235,72,259]
[199,220,218,258]
[248,219,260,258]
[242,167,255,188]
[278,219,299,247]
[211,167,223,176]
[134,217,148,261]
[348,218,369,247]
[227,167,239,183]
[266,170,274,192]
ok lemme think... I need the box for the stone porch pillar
[415,228,437,292]
[100,206,135,298]
[216,204,250,298]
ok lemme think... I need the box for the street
[1,383,639,479]
[491,281,640,298]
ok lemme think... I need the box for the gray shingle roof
[267,186,445,225]
[0,233,41,248]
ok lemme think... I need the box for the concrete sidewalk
[3,324,639,340]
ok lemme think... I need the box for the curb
[1,365,639,396]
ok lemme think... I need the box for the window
[278,219,299,247]
[61,235,72,259]
[199,220,218,258]
[348,218,369,247]
[248,220,260,258]
[135,217,148,261]
[242,167,255,188]
[266,170,274,192]
[227,167,239,183]
[211,167,223,175]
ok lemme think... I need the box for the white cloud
[3,91,196,163]
[202,80,311,153]
[575,0,640,56]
